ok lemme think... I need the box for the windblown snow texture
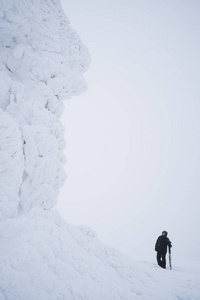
[0,1,200,300]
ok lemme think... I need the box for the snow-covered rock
[0,0,89,215]
[0,109,24,218]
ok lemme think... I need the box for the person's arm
[167,238,172,248]
[155,236,160,251]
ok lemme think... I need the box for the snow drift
[0,1,200,299]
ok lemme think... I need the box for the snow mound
[0,209,139,300]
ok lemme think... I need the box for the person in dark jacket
[155,231,172,269]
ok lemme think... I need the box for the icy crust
[0,0,90,216]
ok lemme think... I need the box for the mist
[57,0,200,262]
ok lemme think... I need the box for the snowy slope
[0,208,200,300]
[0,1,199,299]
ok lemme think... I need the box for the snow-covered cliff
[0,0,89,218]
[0,1,199,300]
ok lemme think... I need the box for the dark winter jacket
[155,235,172,253]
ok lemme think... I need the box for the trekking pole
[169,247,172,270]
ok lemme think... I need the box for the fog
[57,0,200,262]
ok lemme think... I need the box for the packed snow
[0,0,199,299]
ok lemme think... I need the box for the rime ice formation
[0,0,89,217]
[1,1,200,300]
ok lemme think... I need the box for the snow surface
[0,0,199,299]
[0,208,200,300]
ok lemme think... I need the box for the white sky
[57,0,200,261]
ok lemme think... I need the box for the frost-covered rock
[0,0,90,215]
[0,109,24,218]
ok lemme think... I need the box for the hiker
[155,231,172,269]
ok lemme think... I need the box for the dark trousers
[157,251,166,268]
